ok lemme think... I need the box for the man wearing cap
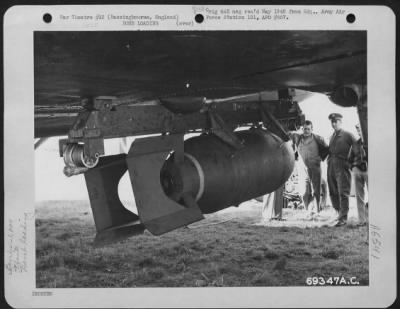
[327,113,357,226]
[290,120,329,216]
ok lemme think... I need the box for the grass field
[36,200,368,288]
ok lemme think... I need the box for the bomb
[160,128,295,214]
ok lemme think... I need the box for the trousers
[303,164,322,213]
[327,158,352,221]
[262,185,284,220]
[320,178,328,209]
[353,166,368,224]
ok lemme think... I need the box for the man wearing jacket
[327,113,357,227]
[348,123,368,226]
[290,120,329,215]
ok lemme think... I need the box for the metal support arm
[59,93,305,173]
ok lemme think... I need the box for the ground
[36,199,368,288]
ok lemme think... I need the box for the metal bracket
[83,138,104,160]
[63,97,113,159]
[59,93,305,165]
[82,96,116,111]
[260,106,290,142]
[208,110,244,150]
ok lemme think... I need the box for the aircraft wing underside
[35,31,366,137]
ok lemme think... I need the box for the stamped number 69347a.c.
[306,276,359,286]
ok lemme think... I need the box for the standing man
[261,184,285,221]
[348,123,368,226]
[327,113,357,227]
[290,120,329,216]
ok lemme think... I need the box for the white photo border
[4,5,396,308]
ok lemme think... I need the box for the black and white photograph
[4,5,396,308]
[34,30,369,287]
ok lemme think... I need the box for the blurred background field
[36,199,368,288]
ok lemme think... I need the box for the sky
[35,93,360,201]
[297,93,359,140]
